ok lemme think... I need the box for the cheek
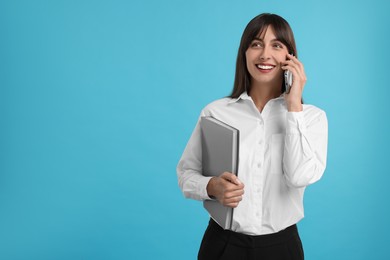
[276,52,288,65]
[245,49,257,62]
[245,51,251,64]
[245,53,253,70]
[245,50,259,66]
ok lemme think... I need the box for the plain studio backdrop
[1,0,389,259]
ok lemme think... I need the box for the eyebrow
[252,37,283,43]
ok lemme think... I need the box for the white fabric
[177,92,328,235]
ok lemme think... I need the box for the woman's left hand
[282,53,306,112]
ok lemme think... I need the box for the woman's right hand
[206,172,245,208]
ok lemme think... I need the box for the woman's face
[245,26,289,89]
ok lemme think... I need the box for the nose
[259,45,271,60]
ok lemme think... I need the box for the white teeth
[257,65,274,69]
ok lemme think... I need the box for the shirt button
[257,162,262,168]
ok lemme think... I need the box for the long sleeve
[177,94,328,235]
[176,115,213,201]
[282,108,328,188]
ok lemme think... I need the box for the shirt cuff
[199,176,215,200]
[286,111,307,134]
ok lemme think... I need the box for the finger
[225,202,239,208]
[286,53,301,65]
[286,54,305,74]
[223,196,243,207]
[283,59,301,71]
[221,172,243,186]
[282,64,300,82]
[285,54,303,70]
[225,189,245,199]
[225,195,243,203]
[282,62,304,82]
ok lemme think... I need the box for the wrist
[288,103,303,112]
[206,177,217,199]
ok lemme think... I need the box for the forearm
[283,110,328,188]
[176,115,214,201]
[177,166,213,200]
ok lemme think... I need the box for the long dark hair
[230,13,297,98]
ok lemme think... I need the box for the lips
[256,64,275,70]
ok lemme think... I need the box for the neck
[249,83,281,112]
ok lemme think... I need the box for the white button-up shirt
[177,92,328,235]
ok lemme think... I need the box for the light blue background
[1,0,389,259]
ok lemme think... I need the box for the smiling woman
[231,13,297,100]
[177,13,328,260]
[245,27,291,108]
[1,0,388,258]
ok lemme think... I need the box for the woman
[177,13,328,260]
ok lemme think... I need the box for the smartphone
[284,70,293,94]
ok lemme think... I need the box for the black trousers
[198,219,304,260]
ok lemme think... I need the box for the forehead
[255,25,277,40]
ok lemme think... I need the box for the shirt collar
[228,91,285,104]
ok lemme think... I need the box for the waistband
[208,218,299,248]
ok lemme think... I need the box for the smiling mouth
[256,64,275,70]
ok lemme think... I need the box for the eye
[273,43,284,49]
[251,41,263,48]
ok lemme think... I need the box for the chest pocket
[270,134,284,174]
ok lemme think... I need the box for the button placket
[252,116,265,222]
